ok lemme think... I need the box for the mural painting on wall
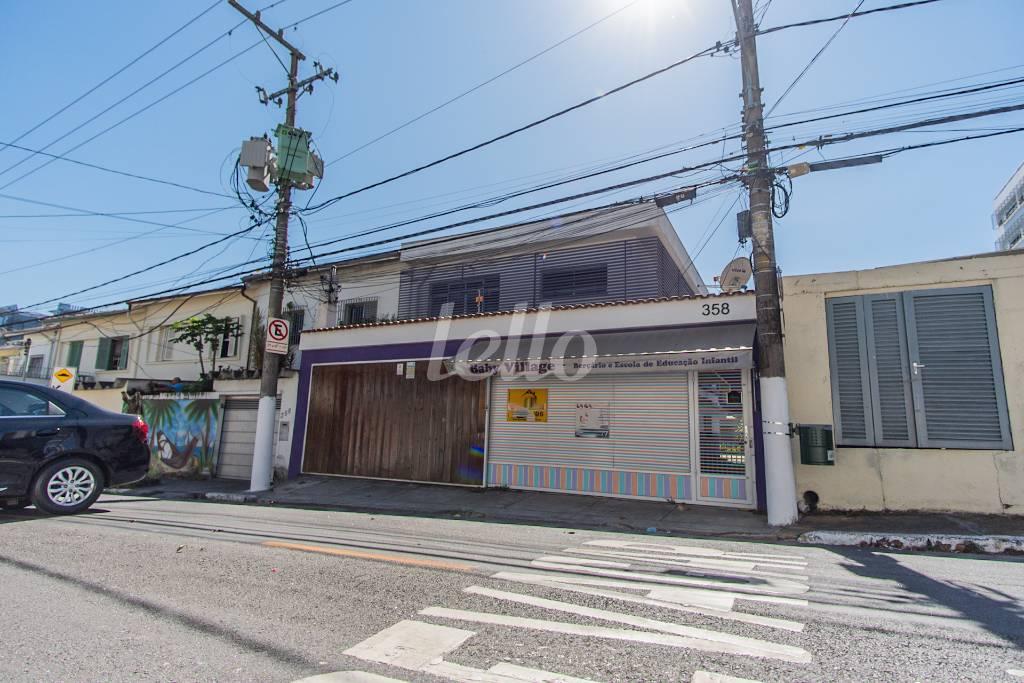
[141,396,222,477]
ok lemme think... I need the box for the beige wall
[782,251,1024,516]
[73,388,125,413]
[131,289,252,382]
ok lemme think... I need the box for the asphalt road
[0,495,1022,683]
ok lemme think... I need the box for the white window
[156,327,177,361]
[219,317,243,359]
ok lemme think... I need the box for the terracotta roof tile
[305,290,752,334]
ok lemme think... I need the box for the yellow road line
[261,540,475,572]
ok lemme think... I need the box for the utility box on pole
[241,137,276,193]
[230,0,338,493]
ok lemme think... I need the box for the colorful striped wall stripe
[699,475,747,501]
[488,463,691,501]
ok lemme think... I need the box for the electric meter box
[798,424,834,466]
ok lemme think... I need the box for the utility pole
[230,0,336,492]
[732,0,798,525]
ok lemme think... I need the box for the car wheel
[31,458,104,515]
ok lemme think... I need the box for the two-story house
[288,201,765,511]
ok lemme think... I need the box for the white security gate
[217,396,281,480]
[694,369,754,506]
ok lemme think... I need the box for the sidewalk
[108,475,1024,553]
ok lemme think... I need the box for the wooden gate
[302,362,487,485]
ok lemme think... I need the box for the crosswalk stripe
[531,559,810,596]
[583,540,807,567]
[465,585,809,660]
[292,673,408,683]
[489,572,804,632]
[344,620,597,683]
[495,570,809,607]
[562,548,811,582]
[420,607,813,664]
[691,671,763,683]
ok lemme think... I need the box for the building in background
[782,249,1023,516]
[993,161,1024,251]
[289,203,769,511]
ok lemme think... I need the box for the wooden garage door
[303,362,487,485]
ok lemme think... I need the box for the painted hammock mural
[141,396,222,476]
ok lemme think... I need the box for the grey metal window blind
[826,285,1012,450]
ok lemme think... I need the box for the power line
[0,192,237,238]
[0,0,222,158]
[770,75,1024,132]
[23,96,1024,315]
[22,116,1024,323]
[766,0,865,117]
[0,0,353,194]
[0,140,234,199]
[326,0,642,167]
[21,224,264,310]
[0,206,233,219]
[757,0,944,36]
[304,41,732,212]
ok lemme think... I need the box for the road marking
[488,663,598,682]
[494,570,807,607]
[530,559,810,596]
[344,620,475,670]
[344,620,597,683]
[421,607,812,664]
[292,673,408,683]
[1007,670,1024,678]
[262,541,475,572]
[692,671,763,683]
[489,572,804,631]
[565,547,810,581]
[583,540,807,566]
[464,586,811,663]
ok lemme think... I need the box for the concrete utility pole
[731,0,798,525]
[229,0,334,492]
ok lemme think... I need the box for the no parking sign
[266,317,290,355]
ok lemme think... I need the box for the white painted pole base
[249,395,277,492]
[760,376,798,526]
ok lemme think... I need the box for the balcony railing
[0,365,52,381]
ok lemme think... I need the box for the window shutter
[117,338,129,370]
[95,337,112,371]
[826,297,875,446]
[864,294,917,447]
[904,286,1012,450]
[67,340,83,368]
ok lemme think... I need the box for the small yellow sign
[53,368,74,383]
[507,388,547,422]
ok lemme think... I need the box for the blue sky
[2,0,1022,311]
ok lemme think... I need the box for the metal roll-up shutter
[217,396,281,480]
[487,372,691,500]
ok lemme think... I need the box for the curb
[797,530,1024,555]
[205,492,258,504]
[196,492,792,541]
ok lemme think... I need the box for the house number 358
[702,303,730,316]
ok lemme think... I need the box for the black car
[0,380,149,514]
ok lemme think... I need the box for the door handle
[911,362,926,375]
[35,428,60,437]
